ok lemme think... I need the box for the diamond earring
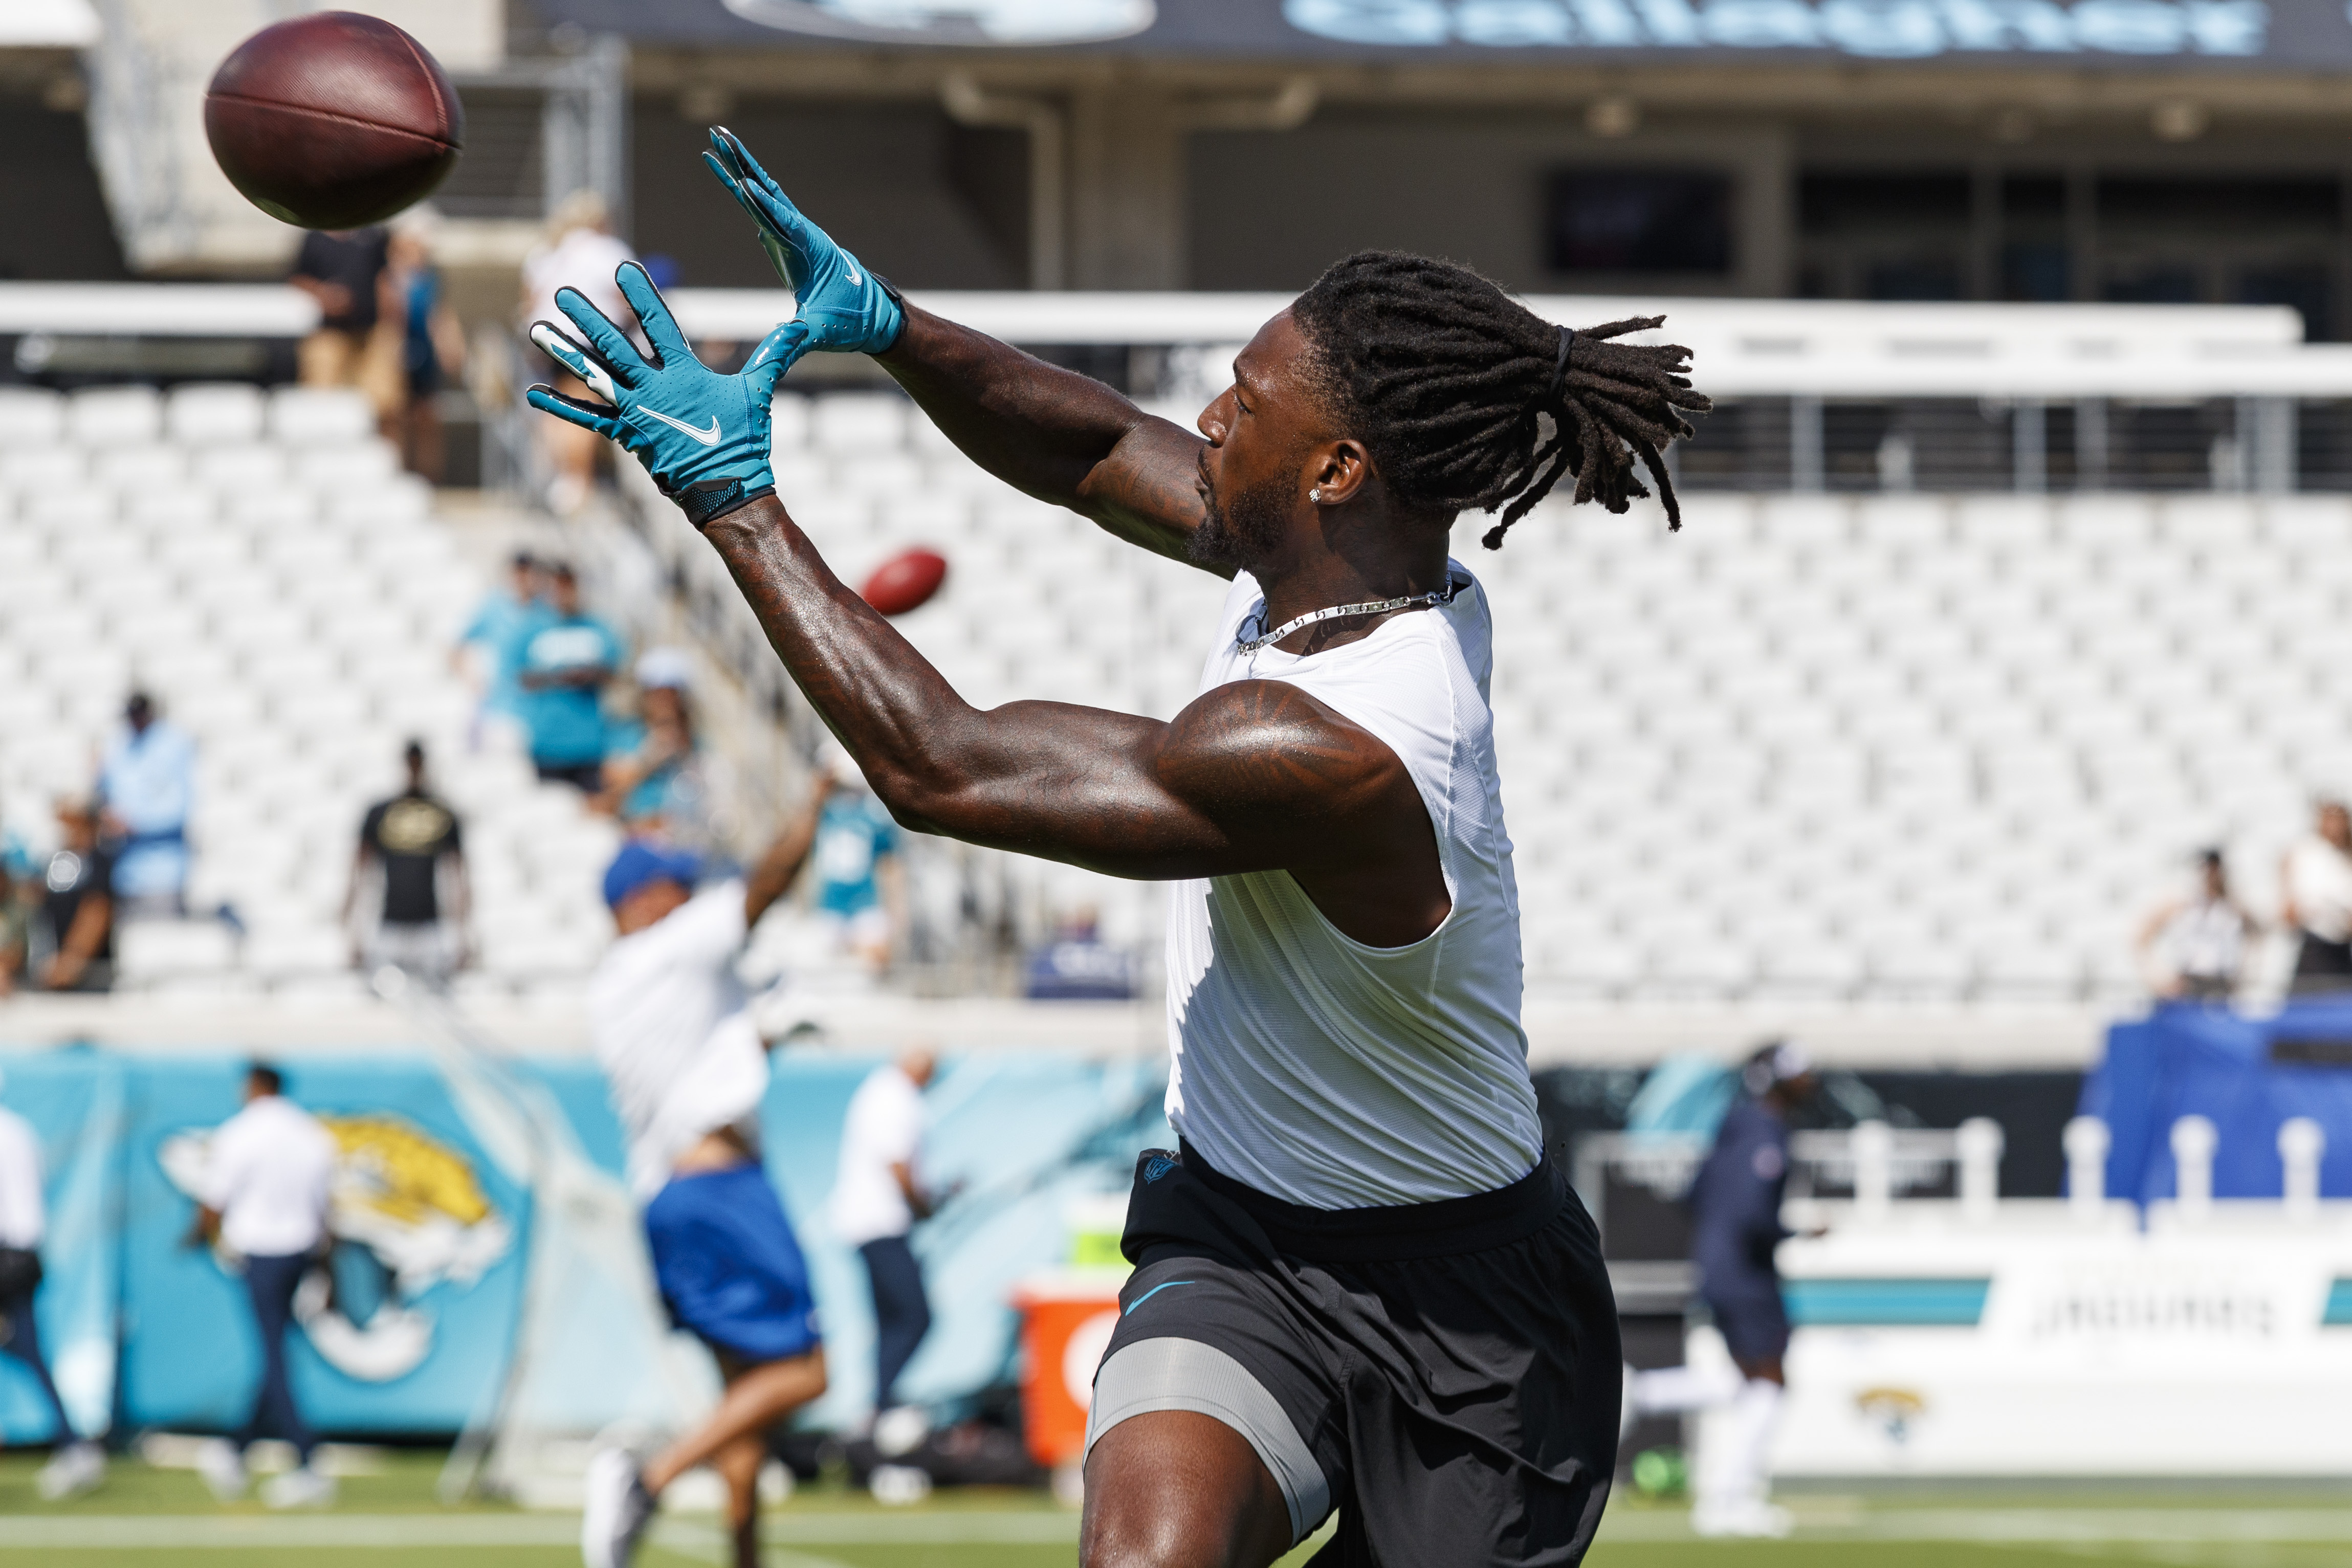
[1309,488,1324,502]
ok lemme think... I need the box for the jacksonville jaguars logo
[1144,1153,1178,1184]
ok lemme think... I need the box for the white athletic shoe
[35,1440,106,1500]
[869,1463,932,1507]
[260,1464,338,1510]
[581,1447,654,1568]
[195,1439,248,1503]
[1691,1499,1794,1538]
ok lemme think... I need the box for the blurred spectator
[455,551,544,731]
[597,650,716,851]
[0,1080,105,1498]
[1023,906,1135,1000]
[35,801,113,993]
[2282,801,2352,995]
[0,860,27,998]
[809,757,904,974]
[831,1049,942,1423]
[97,691,194,916]
[520,191,636,516]
[288,226,400,422]
[518,563,624,790]
[192,1064,338,1511]
[2136,849,2256,1003]
[380,211,467,482]
[345,742,470,987]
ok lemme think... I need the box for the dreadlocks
[1289,251,1712,548]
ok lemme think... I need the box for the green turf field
[8,1452,2352,1567]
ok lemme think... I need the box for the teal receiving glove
[527,261,808,528]
[704,126,905,357]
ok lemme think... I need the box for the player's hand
[703,126,905,357]
[527,260,808,528]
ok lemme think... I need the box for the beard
[1189,460,1298,574]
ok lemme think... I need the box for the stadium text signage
[1283,0,2267,56]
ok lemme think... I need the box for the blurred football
[205,12,464,230]
[861,548,949,617]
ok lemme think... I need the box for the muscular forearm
[704,497,1181,868]
[878,306,1203,561]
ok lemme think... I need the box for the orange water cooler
[1010,1269,1128,1469]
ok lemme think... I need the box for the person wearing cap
[596,651,716,853]
[344,741,470,986]
[582,810,823,1568]
[97,692,195,917]
[0,1072,107,1498]
[1676,1041,1818,1537]
[456,551,546,731]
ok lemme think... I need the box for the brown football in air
[205,11,463,231]
[861,548,950,617]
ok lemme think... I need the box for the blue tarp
[2081,1001,2352,1206]
[0,1048,1168,1443]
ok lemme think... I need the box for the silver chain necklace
[1236,575,1464,655]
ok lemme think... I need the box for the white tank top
[1163,563,1544,1209]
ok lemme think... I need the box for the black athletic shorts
[1085,1142,1621,1567]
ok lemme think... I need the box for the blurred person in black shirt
[343,742,469,987]
[36,801,114,993]
[289,227,398,423]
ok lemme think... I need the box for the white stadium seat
[267,387,375,444]
[68,385,163,447]
[166,383,267,445]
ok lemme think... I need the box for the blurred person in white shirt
[190,1065,339,1510]
[2137,848,2257,1004]
[830,1050,947,1439]
[520,190,636,516]
[0,1080,106,1499]
[581,812,823,1568]
[2282,801,2352,995]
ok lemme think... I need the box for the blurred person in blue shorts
[456,551,545,733]
[0,1074,106,1498]
[582,813,823,1568]
[518,562,624,791]
[97,692,193,916]
[808,754,902,976]
[191,1064,340,1510]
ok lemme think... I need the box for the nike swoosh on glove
[704,125,906,357]
[526,261,808,528]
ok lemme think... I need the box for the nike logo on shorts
[638,407,722,446]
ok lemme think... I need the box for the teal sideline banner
[0,1050,1167,1442]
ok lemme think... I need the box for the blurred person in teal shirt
[455,551,545,729]
[518,562,624,791]
[809,754,902,975]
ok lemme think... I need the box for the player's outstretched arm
[704,128,1209,567]
[702,494,1448,946]
[525,264,1447,941]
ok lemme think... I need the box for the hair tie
[1545,326,1574,404]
